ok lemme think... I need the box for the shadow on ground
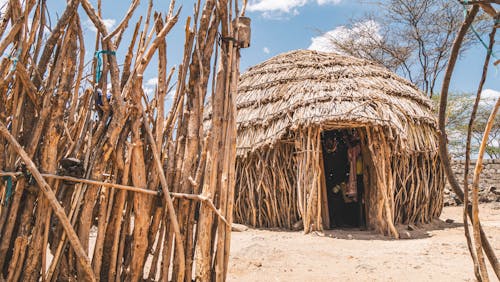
[317,218,463,240]
[239,217,464,241]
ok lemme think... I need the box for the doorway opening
[321,129,365,229]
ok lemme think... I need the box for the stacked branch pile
[0,0,247,281]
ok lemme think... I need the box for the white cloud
[143,87,155,99]
[0,0,7,13]
[263,47,270,54]
[248,0,307,13]
[143,87,154,95]
[480,89,500,107]
[308,20,381,54]
[1,0,9,27]
[481,89,500,100]
[247,0,341,17]
[317,0,341,5]
[84,18,116,33]
[459,89,500,107]
[166,89,175,102]
[146,77,159,86]
[143,78,158,100]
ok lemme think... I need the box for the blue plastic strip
[94,50,116,82]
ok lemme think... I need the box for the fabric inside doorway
[321,129,365,228]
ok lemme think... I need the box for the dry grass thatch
[208,49,438,156]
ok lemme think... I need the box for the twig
[103,0,140,42]
[171,192,230,226]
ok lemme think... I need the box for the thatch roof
[206,49,439,157]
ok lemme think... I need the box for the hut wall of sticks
[0,0,249,281]
[215,50,446,237]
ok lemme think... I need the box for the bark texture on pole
[0,122,96,282]
[0,0,246,280]
[438,4,499,281]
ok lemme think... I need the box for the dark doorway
[321,129,365,229]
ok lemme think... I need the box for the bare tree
[314,0,484,97]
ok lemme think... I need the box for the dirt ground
[227,203,500,282]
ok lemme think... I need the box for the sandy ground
[228,203,500,282]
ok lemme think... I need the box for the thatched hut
[206,50,445,237]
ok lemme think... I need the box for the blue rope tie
[1,49,21,72]
[462,0,499,60]
[2,176,13,206]
[94,50,116,83]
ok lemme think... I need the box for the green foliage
[433,93,500,159]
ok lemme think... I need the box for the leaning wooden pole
[463,25,497,281]
[0,122,96,282]
[471,97,500,281]
[437,4,499,280]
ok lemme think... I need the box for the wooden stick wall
[0,0,247,281]
[232,126,445,237]
[295,127,324,233]
[234,141,299,229]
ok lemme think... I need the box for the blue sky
[24,0,500,98]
